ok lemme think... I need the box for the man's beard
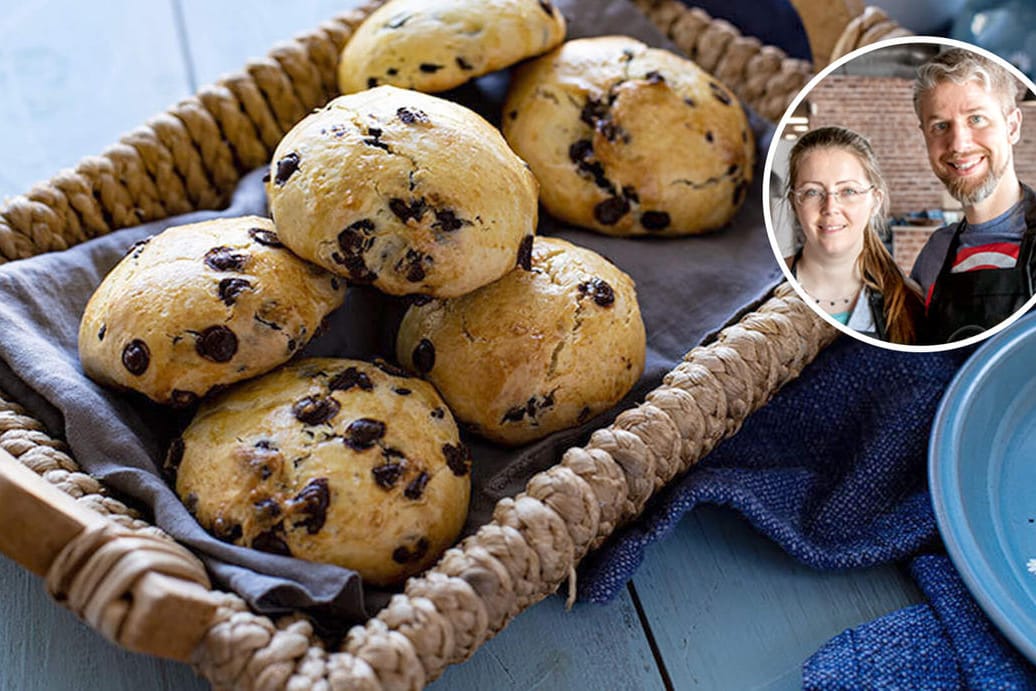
[941,154,1008,207]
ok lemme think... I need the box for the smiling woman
[784,126,925,343]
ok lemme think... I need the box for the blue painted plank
[0,556,208,690]
[632,506,923,690]
[177,0,357,89]
[0,0,190,199]
[431,590,665,690]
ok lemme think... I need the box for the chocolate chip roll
[266,85,539,298]
[503,35,755,236]
[79,216,344,406]
[396,236,645,445]
[338,0,566,94]
[172,358,471,587]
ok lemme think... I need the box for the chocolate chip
[684,97,696,108]
[726,164,739,176]
[430,407,445,420]
[195,326,238,362]
[641,211,671,231]
[579,278,615,307]
[218,277,251,306]
[397,106,428,124]
[204,246,247,272]
[705,131,714,143]
[293,395,341,425]
[621,49,635,62]
[386,13,410,28]
[622,186,639,203]
[261,171,271,183]
[344,418,386,450]
[538,0,554,15]
[516,234,534,271]
[254,498,282,518]
[213,517,243,543]
[419,63,443,73]
[412,339,435,373]
[710,82,732,106]
[292,478,330,534]
[392,388,410,396]
[432,209,464,232]
[170,389,198,408]
[392,539,429,564]
[97,324,106,341]
[508,109,518,120]
[122,339,150,375]
[599,121,627,143]
[502,405,527,423]
[593,196,630,225]
[125,236,152,259]
[363,127,391,151]
[374,359,410,377]
[397,249,428,282]
[367,77,378,88]
[335,218,377,282]
[580,98,608,128]
[252,528,291,556]
[255,439,276,450]
[331,277,341,291]
[389,198,427,223]
[645,70,665,84]
[456,57,473,71]
[443,443,471,476]
[372,462,404,489]
[248,227,284,248]
[329,367,373,392]
[183,492,198,515]
[274,152,300,186]
[404,471,429,500]
[569,139,593,163]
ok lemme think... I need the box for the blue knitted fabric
[804,555,1036,689]
[576,334,1036,684]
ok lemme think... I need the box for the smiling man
[908,47,1034,344]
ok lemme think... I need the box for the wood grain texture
[431,591,665,691]
[0,0,189,200]
[177,0,356,89]
[0,556,208,691]
[633,505,922,690]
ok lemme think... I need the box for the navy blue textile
[804,555,1036,689]
[576,334,1036,683]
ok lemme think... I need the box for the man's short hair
[913,47,1021,118]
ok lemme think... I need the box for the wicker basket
[0,1,907,688]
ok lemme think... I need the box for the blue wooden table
[0,2,923,688]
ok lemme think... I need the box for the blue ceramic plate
[931,312,1036,665]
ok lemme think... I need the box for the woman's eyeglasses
[792,185,874,208]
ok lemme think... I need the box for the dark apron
[925,201,1036,343]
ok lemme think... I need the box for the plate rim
[930,311,1036,665]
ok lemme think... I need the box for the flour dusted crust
[78,216,344,406]
[266,86,539,298]
[396,236,645,445]
[338,0,566,94]
[503,35,755,236]
[172,358,471,587]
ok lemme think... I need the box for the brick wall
[807,75,1036,273]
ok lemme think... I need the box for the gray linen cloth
[0,0,782,626]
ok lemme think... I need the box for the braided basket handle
[0,449,217,661]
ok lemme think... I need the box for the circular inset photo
[764,36,1036,351]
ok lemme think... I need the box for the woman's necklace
[800,282,862,308]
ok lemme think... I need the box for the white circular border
[761,35,1036,354]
